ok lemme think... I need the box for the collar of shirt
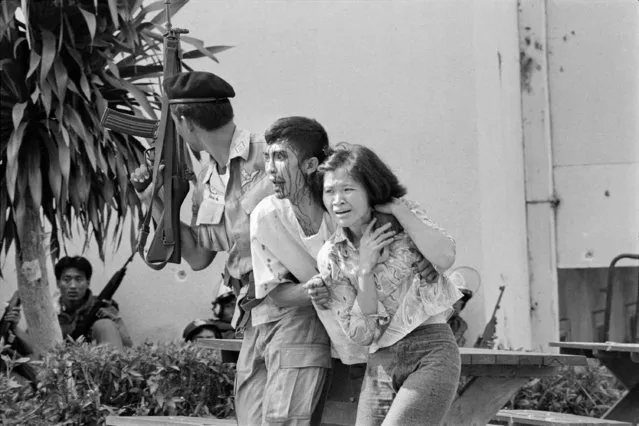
[59,290,95,315]
[201,128,252,184]
[332,226,362,253]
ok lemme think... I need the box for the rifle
[0,291,38,387]
[0,291,20,343]
[101,0,191,270]
[70,253,135,340]
[474,285,506,348]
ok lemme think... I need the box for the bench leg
[603,383,639,424]
[599,357,639,390]
[443,377,530,426]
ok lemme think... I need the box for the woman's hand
[358,218,396,277]
[304,275,330,310]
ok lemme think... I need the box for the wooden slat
[495,353,521,365]
[195,342,589,367]
[462,365,559,378]
[603,383,639,423]
[550,341,639,353]
[494,409,632,426]
[196,338,242,352]
[444,377,531,426]
[459,348,587,366]
[105,416,236,426]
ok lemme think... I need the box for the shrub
[0,341,235,426]
[504,363,626,418]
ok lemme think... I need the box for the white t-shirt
[249,195,369,364]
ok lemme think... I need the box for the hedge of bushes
[0,342,626,425]
[504,362,626,418]
[0,342,235,426]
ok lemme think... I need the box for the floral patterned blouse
[316,199,464,352]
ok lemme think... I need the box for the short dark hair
[265,116,329,163]
[54,256,93,281]
[170,101,234,131]
[265,117,329,203]
[319,143,407,206]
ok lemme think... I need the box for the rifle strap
[161,36,181,252]
[137,101,174,270]
[136,33,181,271]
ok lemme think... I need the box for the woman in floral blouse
[316,143,463,425]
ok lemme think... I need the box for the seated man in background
[182,291,238,363]
[55,256,132,351]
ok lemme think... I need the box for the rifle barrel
[165,0,172,31]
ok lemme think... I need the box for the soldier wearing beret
[131,71,273,330]
[130,71,310,422]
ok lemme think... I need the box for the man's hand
[415,258,439,283]
[130,163,164,203]
[96,301,120,321]
[304,275,330,310]
[374,197,402,215]
[3,306,21,326]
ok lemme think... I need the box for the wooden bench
[494,409,632,426]
[105,415,236,426]
[550,341,639,424]
[196,339,589,426]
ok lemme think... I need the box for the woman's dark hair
[265,116,329,203]
[170,101,234,131]
[319,143,407,206]
[54,256,93,281]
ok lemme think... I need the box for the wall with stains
[11,0,619,350]
[2,0,501,346]
[546,0,638,268]
[546,0,639,343]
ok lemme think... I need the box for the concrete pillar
[473,0,533,349]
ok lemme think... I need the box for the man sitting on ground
[55,256,132,351]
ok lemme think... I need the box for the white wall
[546,0,639,268]
[2,0,536,348]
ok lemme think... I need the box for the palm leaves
[0,0,230,265]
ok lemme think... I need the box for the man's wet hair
[319,142,407,206]
[265,116,329,163]
[265,116,329,203]
[171,102,234,131]
[54,256,93,281]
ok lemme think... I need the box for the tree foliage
[0,0,230,267]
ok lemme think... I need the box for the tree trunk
[16,198,62,356]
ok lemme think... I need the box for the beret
[163,71,235,104]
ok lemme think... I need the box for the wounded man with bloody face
[239,117,449,426]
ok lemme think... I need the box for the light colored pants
[235,306,331,426]
[356,324,461,426]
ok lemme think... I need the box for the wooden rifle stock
[101,0,191,270]
[0,291,20,343]
[474,285,506,348]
